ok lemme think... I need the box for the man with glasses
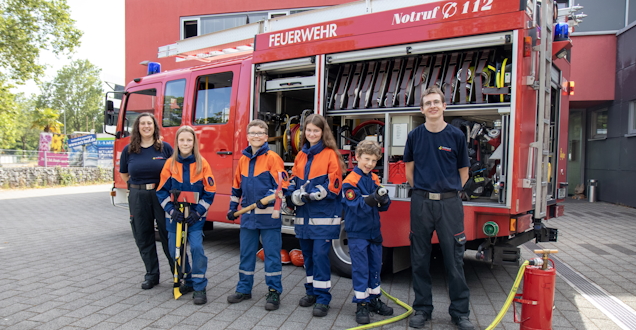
[226,119,287,311]
[404,87,474,330]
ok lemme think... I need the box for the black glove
[301,193,313,204]
[227,209,238,221]
[185,210,201,225]
[374,190,390,206]
[364,194,378,207]
[256,199,268,209]
[170,209,185,223]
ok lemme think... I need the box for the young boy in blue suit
[341,140,393,324]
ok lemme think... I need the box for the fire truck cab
[106,0,575,276]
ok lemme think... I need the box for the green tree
[0,0,82,84]
[0,81,18,149]
[0,0,81,147]
[11,94,50,151]
[38,59,104,134]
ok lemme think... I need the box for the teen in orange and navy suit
[287,114,345,317]
[226,119,287,311]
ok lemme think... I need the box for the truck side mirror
[104,100,118,135]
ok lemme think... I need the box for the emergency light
[554,22,569,41]
[147,62,161,75]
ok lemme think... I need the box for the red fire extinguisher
[513,249,558,330]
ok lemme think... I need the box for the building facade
[566,0,636,206]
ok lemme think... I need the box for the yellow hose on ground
[346,288,414,330]
[485,260,530,330]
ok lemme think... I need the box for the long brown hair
[301,114,346,172]
[170,126,203,176]
[129,113,163,154]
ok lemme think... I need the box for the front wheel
[329,223,352,277]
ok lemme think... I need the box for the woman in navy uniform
[287,114,345,317]
[119,113,173,290]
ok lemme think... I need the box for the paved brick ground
[0,184,634,329]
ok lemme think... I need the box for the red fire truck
[106,0,576,276]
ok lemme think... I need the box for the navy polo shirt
[120,142,173,185]
[403,124,470,192]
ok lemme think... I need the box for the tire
[329,223,352,277]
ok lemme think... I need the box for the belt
[415,190,458,200]
[129,183,157,190]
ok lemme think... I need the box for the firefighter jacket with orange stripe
[156,154,216,233]
[342,166,391,241]
[288,141,343,240]
[230,142,287,230]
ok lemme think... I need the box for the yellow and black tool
[170,190,199,300]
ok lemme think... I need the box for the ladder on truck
[523,0,554,220]
[158,0,445,61]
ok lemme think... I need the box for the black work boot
[452,315,475,330]
[355,302,370,324]
[299,294,317,307]
[369,297,394,316]
[265,289,280,311]
[141,279,159,290]
[227,292,252,303]
[408,310,431,328]
[179,285,194,295]
[193,290,207,305]
[312,303,329,317]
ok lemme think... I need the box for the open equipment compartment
[322,34,516,207]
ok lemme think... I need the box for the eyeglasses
[247,132,267,137]
[423,99,443,107]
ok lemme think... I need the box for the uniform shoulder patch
[345,189,356,201]
[207,177,215,186]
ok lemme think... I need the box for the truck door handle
[217,151,232,155]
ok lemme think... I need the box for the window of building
[183,19,199,39]
[628,100,636,136]
[590,108,608,139]
[180,8,319,39]
[194,72,233,125]
[163,79,186,127]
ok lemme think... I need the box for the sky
[12,0,125,96]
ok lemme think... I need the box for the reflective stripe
[313,280,331,289]
[192,274,205,278]
[199,200,210,209]
[306,276,313,283]
[239,269,255,275]
[355,290,370,299]
[295,217,342,225]
[160,197,171,209]
[368,286,381,295]
[230,196,240,203]
[265,271,282,276]
[254,206,275,214]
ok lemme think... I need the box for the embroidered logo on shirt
[207,177,214,186]
[153,156,165,160]
[438,146,452,152]
[345,189,356,200]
